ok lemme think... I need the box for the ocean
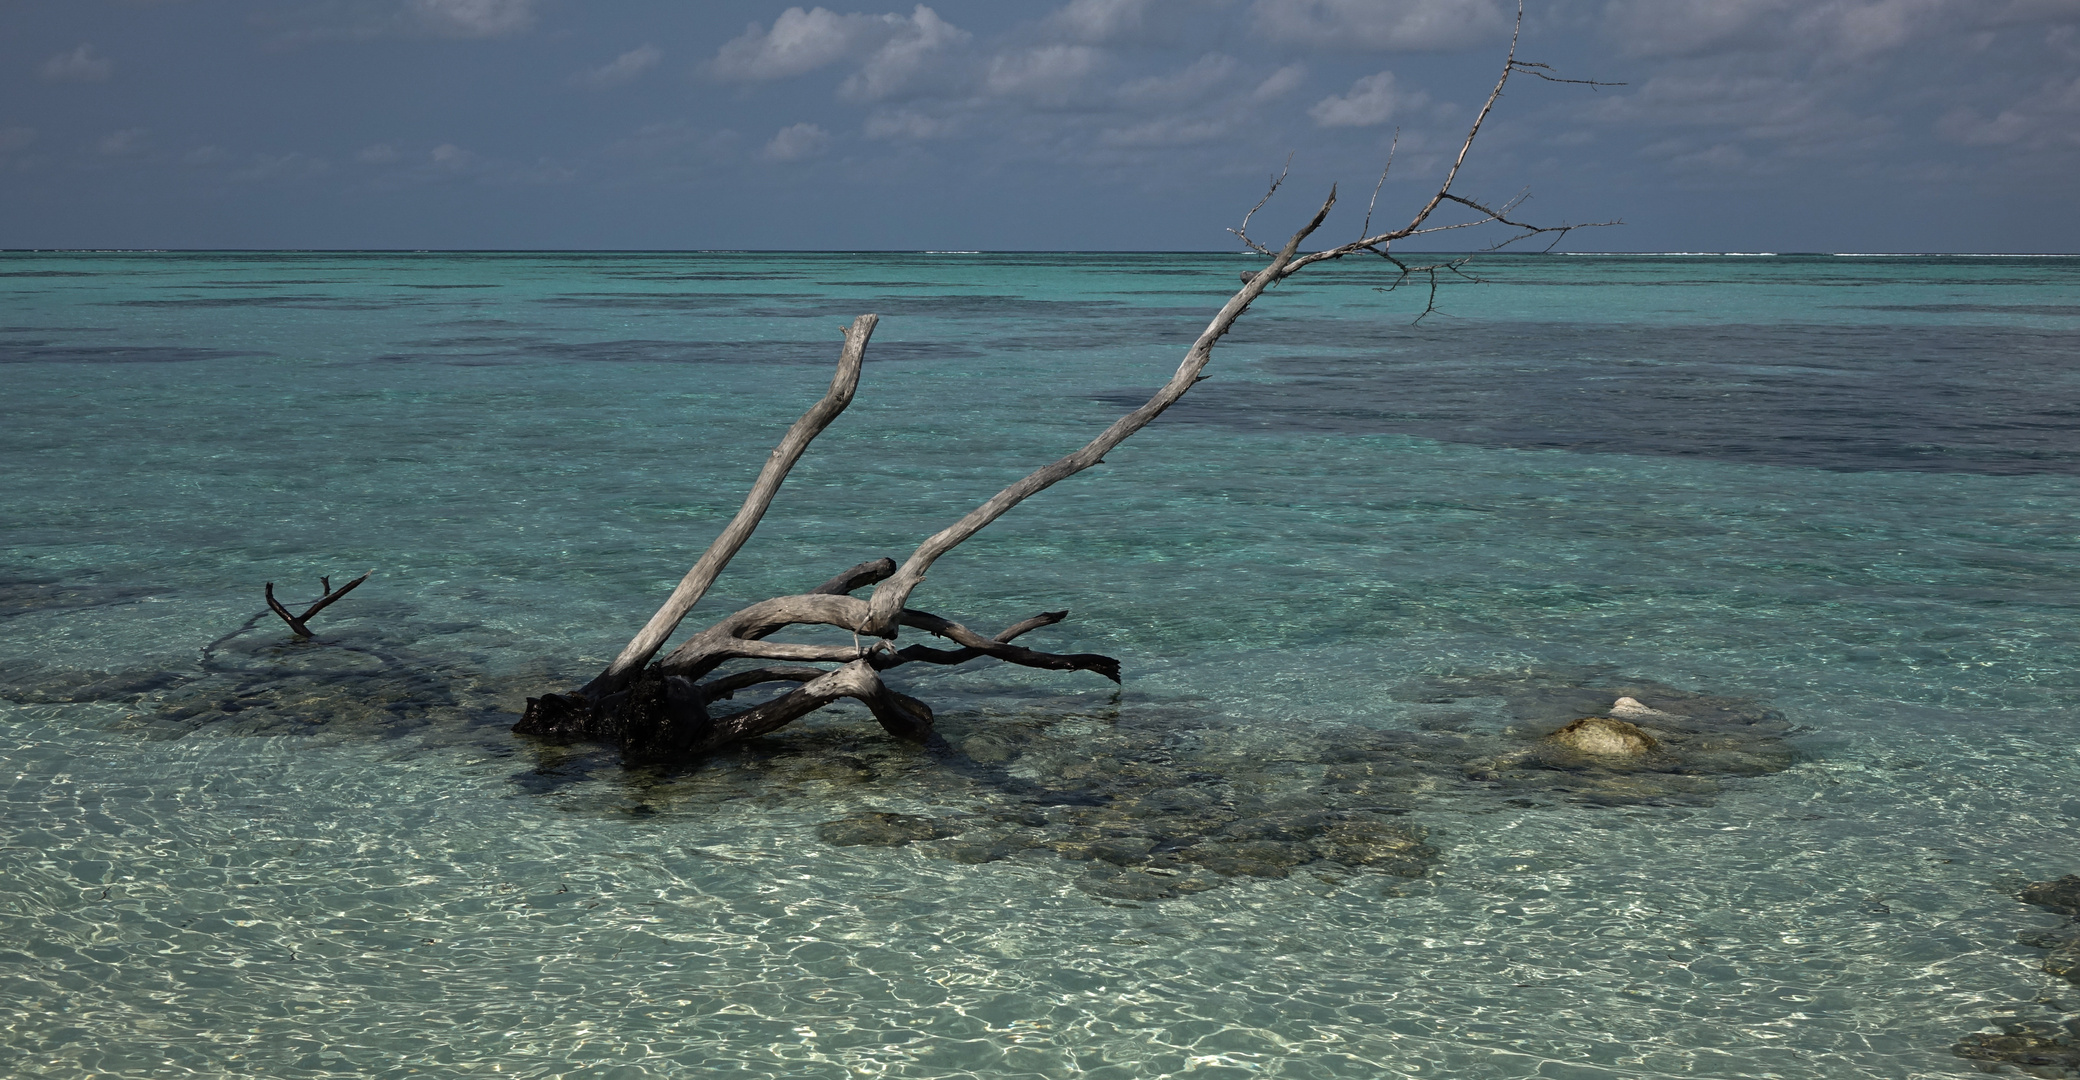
[3,250,2078,1078]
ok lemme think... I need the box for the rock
[1174,840,1297,878]
[1077,865,1217,901]
[2016,876,2080,986]
[1608,696,1678,722]
[1549,716,1656,758]
[2025,876,2080,918]
[2049,938,2080,984]
[1404,670,1795,804]
[816,812,951,847]
[959,733,1014,763]
[1310,816,1434,875]
[935,838,1016,864]
[1951,877,2080,1074]
[1954,1021,2080,1078]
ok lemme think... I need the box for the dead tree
[517,5,1611,764]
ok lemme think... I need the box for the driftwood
[264,571,372,638]
[517,4,1610,763]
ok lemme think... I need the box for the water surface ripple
[3,251,2078,1078]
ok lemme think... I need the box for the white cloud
[409,0,535,38]
[1309,71,1428,126]
[430,143,474,169]
[1251,63,1308,102]
[840,7,968,101]
[1050,0,1155,42]
[40,44,113,83]
[1098,116,1231,146]
[230,152,332,181]
[1581,68,1898,175]
[762,121,833,161]
[985,45,1104,106]
[98,128,146,156]
[714,7,868,79]
[575,44,662,88]
[605,121,742,163]
[0,127,36,153]
[1936,75,2080,147]
[1602,0,1782,57]
[711,4,966,95]
[1251,0,1511,51]
[864,109,960,139]
[1597,0,2074,60]
[1118,53,1241,106]
[356,143,403,164]
[259,0,534,46]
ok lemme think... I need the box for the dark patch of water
[372,337,985,366]
[0,577,164,617]
[1100,320,2080,475]
[114,296,421,311]
[534,292,822,310]
[1846,304,2080,316]
[0,343,262,364]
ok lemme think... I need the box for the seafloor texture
[3,250,2080,1078]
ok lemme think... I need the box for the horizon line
[5,248,2079,257]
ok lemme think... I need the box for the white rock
[1609,696,1677,722]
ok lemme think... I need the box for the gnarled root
[518,573,1112,764]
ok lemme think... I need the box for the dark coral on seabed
[811,671,1798,902]
[1954,876,2080,1078]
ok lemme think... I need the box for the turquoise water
[3,251,2079,1077]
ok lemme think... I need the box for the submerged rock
[2022,876,2080,987]
[1077,864,1220,901]
[787,671,1794,893]
[1418,671,1798,806]
[1955,1021,2080,1079]
[1953,875,2080,1077]
[2026,877,2080,919]
[817,812,952,847]
[0,667,187,704]
[1549,716,1656,758]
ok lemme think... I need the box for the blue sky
[4,0,2077,251]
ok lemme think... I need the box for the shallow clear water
[3,250,2079,1078]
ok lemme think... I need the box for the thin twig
[1511,60,1624,89]
[298,570,371,623]
[1360,129,1398,240]
[1227,152,1293,256]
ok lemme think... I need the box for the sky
[3,0,2078,251]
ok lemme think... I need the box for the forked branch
[590,314,879,696]
[265,570,372,638]
[1281,1,1620,280]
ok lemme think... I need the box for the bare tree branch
[811,557,897,596]
[590,314,879,696]
[856,191,1339,638]
[264,570,372,638]
[701,666,830,699]
[1360,129,1398,241]
[696,660,933,751]
[522,0,1616,764]
[1227,152,1293,257]
[894,609,1120,682]
[1274,4,1618,281]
